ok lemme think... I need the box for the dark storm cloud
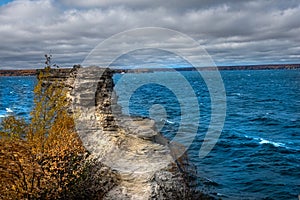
[0,0,299,69]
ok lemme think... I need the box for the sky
[0,0,300,69]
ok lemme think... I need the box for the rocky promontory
[42,66,210,200]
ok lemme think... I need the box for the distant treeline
[115,63,300,73]
[0,69,37,76]
[1,64,300,76]
[0,68,72,77]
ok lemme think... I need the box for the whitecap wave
[258,138,285,148]
[6,108,13,113]
[164,119,175,124]
[245,135,287,148]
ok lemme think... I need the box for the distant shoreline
[0,63,299,76]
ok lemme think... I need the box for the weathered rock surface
[45,66,204,200]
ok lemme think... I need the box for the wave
[6,108,13,113]
[249,115,282,126]
[250,116,279,122]
[256,98,280,103]
[229,92,241,96]
[0,108,14,119]
[164,119,175,124]
[160,119,176,124]
[244,135,286,148]
[245,135,300,153]
[258,138,285,148]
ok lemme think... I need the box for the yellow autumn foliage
[0,67,90,199]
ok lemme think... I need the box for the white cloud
[0,0,300,69]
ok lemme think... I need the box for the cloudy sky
[0,0,300,69]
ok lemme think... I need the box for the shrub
[0,66,115,199]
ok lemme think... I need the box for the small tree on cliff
[28,54,71,153]
[0,55,87,199]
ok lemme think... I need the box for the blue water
[114,70,300,200]
[0,76,36,121]
[0,70,299,199]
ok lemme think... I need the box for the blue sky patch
[0,0,13,6]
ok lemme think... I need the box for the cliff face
[45,66,198,200]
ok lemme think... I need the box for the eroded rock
[44,66,204,200]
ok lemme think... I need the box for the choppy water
[114,69,300,200]
[0,76,35,120]
[0,70,299,199]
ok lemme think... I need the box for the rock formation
[43,66,208,200]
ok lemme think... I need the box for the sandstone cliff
[42,66,210,200]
